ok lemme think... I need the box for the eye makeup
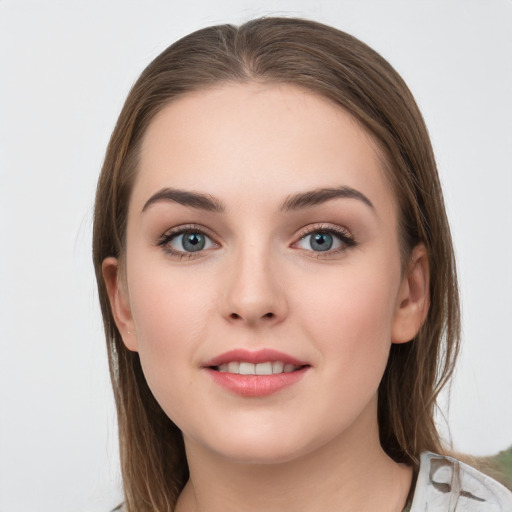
[155,221,357,261]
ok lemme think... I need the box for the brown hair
[92,17,460,511]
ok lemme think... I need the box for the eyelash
[156,224,218,260]
[156,223,356,260]
[294,224,356,258]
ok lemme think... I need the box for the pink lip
[202,348,308,367]
[205,367,309,397]
[202,348,310,397]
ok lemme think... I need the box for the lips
[202,349,310,397]
[203,348,308,368]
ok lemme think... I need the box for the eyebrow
[142,187,225,213]
[280,186,374,212]
[141,185,374,215]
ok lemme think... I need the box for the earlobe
[391,244,430,344]
[102,257,139,351]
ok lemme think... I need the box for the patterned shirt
[408,452,512,511]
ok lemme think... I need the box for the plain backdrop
[1,1,511,511]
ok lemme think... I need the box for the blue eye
[309,232,334,251]
[180,233,206,252]
[295,228,354,253]
[163,231,216,254]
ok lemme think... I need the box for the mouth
[202,348,309,372]
[202,349,310,397]
[212,361,307,375]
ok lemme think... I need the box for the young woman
[92,17,512,512]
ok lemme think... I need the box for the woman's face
[105,83,427,464]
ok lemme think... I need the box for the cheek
[125,267,221,427]
[294,258,401,371]
[126,265,215,379]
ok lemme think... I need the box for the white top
[410,452,512,511]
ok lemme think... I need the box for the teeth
[227,361,240,373]
[215,361,301,375]
[272,361,284,373]
[239,362,255,375]
[255,362,273,375]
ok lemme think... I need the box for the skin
[103,83,429,512]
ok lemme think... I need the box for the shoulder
[410,452,512,511]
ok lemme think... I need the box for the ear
[391,243,430,344]
[102,257,138,351]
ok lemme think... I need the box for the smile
[203,349,310,397]
[215,361,302,375]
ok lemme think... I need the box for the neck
[175,401,413,512]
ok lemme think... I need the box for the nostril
[229,312,275,320]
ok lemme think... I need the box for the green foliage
[490,446,512,489]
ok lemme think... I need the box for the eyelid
[292,223,356,256]
[297,223,353,239]
[155,222,356,260]
[156,223,220,259]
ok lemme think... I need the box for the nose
[220,246,288,327]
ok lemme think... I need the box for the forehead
[133,82,395,218]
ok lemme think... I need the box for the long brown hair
[93,17,460,511]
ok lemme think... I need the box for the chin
[213,439,308,465]
[191,419,338,466]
